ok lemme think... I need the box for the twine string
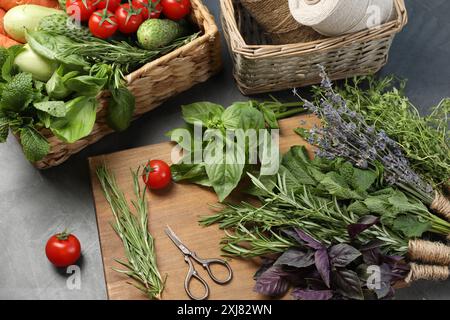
[405,263,449,283]
[408,239,450,266]
[431,192,450,221]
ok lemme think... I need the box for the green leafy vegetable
[392,216,431,238]
[181,102,224,125]
[170,100,307,201]
[46,66,79,100]
[33,101,67,118]
[20,125,50,162]
[106,88,135,132]
[66,75,108,96]
[50,96,98,143]
[0,72,33,112]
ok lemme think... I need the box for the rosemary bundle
[96,166,165,299]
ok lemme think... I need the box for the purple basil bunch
[254,229,409,300]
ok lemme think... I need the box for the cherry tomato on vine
[161,0,190,20]
[94,0,121,12]
[132,0,162,19]
[45,231,81,268]
[89,9,119,39]
[66,0,96,22]
[142,160,172,190]
[115,4,144,34]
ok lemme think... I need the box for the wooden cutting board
[88,114,320,300]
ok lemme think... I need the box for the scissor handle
[184,256,210,301]
[191,252,233,285]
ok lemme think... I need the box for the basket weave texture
[222,0,407,95]
[31,0,222,169]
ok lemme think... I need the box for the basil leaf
[274,249,315,268]
[329,244,361,267]
[259,104,279,129]
[222,102,265,130]
[20,125,50,162]
[181,102,224,126]
[33,101,67,118]
[254,266,290,297]
[106,87,135,132]
[46,66,79,100]
[204,133,245,202]
[66,75,108,96]
[50,96,98,143]
[170,163,211,187]
[332,268,364,300]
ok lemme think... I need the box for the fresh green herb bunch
[312,75,449,190]
[169,98,307,202]
[202,146,450,257]
[97,166,165,299]
[295,68,442,208]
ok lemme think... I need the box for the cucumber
[137,19,190,50]
[38,14,98,42]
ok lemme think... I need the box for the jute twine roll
[431,192,450,221]
[408,239,450,266]
[240,0,322,44]
[405,263,449,283]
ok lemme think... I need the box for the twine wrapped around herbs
[408,239,450,266]
[405,263,449,283]
[240,0,322,44]
[431,192,450,221]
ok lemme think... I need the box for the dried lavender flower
[294,67,434,204]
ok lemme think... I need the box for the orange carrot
[0,0,60,11]
[0,8,5,35]
[0,33,20,47]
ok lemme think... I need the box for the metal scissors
[165,226,233,300]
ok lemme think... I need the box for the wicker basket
[31,0,221,169]
[222,0,407,95]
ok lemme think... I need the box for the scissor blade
[165,226,191,254]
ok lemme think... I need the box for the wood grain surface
[88,114,320,300]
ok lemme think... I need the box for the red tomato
[115,4,144,34]
[142,160,172,190]
[89,10,119,39]
[161,0,190,20]
[132,0,162,19]
[45,231,81,268]
[94,0,121,12]
[66,0,96,22]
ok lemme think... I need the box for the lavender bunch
[294,67,436,206]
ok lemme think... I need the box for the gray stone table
[0,0,449,300]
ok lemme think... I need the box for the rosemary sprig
[96,165,165,300]
[60,33,200,73]
[202,173,410,257]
